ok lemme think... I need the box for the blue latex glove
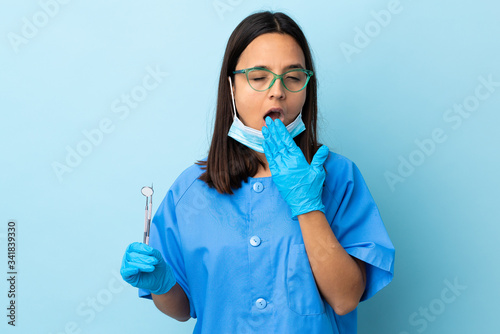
[262,116,330,218]
[120,242,176,295]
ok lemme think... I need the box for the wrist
[292,201,325,218]
[151,276,177,295]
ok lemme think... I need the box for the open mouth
[264,111,281,121]
[263,108,284,121]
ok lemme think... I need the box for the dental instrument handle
[146,192,153,245]
[146,207,151,246]
[143,206,148,244]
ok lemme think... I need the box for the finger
[127,242,154,255]
[265,115,273,128]
[263,140,278,173]
[264,136,279,170]
[274,119,296,153]
[264,116,278,148]
[263,136,273,160]
[262,125,273,159]
[265,117,279,146]
[125,252,158,272]
[125,259,156,273]
[128,252,159,266]
[269,119,287,153]
[262,124,270,139]
[311,145,329,169]
[264,119,279,157]
[120,267,139,280]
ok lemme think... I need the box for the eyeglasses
[232,67,313,92]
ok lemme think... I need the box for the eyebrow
[253,64,305,70]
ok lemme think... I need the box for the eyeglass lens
[247,69,308,92]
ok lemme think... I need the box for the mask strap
[285,110,302,129]
[228,76,237,119]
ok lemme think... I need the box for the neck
[253,151,271,177]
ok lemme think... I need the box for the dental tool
[141,184,154,245]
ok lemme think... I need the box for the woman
[121,11,394,333]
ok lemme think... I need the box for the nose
[268,77,286,99]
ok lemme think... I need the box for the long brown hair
[196,11,323,194]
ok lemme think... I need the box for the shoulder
[323,150,364,197]
[167,157,208,206]
[324,150,360,180]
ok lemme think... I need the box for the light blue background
[1,0,499,333]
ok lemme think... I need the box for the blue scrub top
[139,151,395,334]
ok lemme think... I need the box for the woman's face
[232,33,307,130]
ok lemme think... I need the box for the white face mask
[227,76,306,153]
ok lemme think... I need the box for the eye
[285,75,301,81]
[248,70,271,81]
[285,71,306,81]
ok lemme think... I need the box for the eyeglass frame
[232,67,314,92]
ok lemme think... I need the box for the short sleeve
[138,189,197,319]
[324,153,395,301]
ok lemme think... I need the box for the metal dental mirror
[141,185,154,245]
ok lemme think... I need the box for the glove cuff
[292,201,326,218]
[150,276,177,295]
